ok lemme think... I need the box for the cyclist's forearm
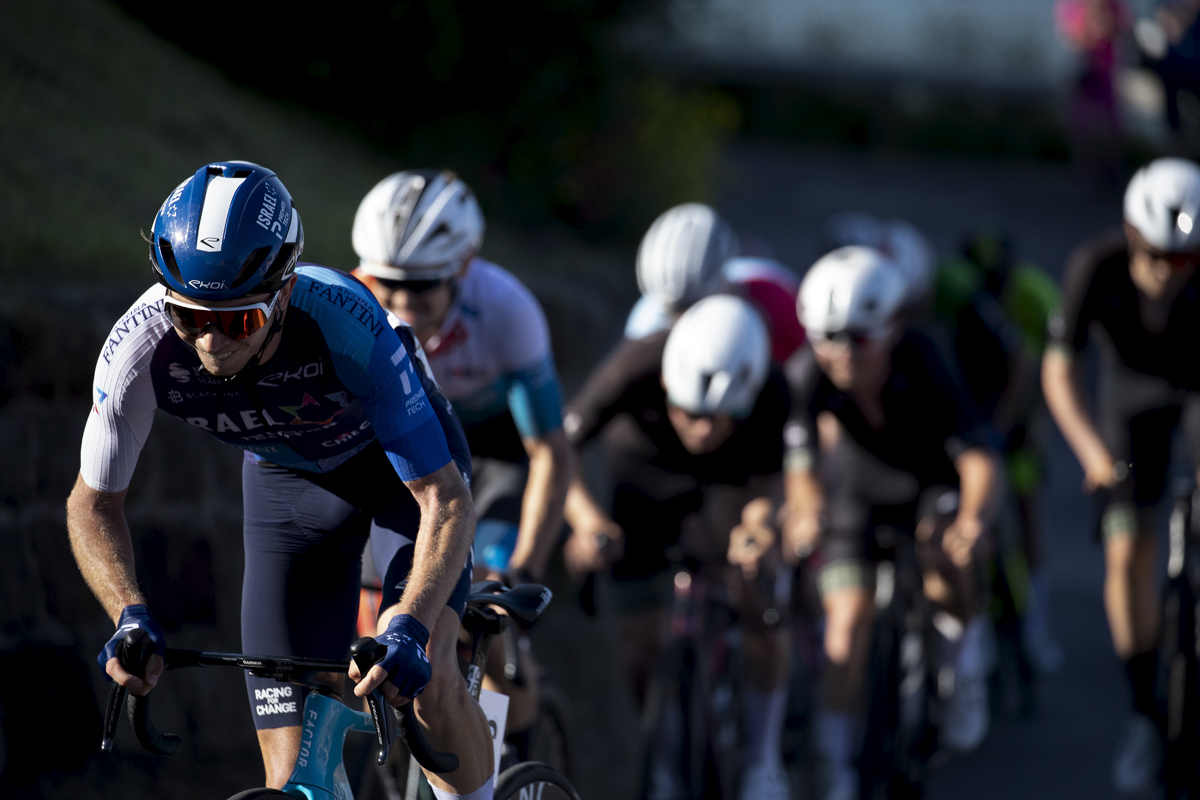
[955,447,1001,523]
[1042,347,1112,468]
[510,430,572,579]
[65,473,144,622]
[392,463,476,631]
[563,467,608,530]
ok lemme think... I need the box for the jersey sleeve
[563,333,667,446]
[1050,231,1121,355]
[79,290,169,492]
[301,270,451,482]
[491,272,564,438]
[782,346,821,472]
[914,334,993,459]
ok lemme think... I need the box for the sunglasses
[812,329,885,351]
[164,292,279,341]
[372,276,452,295]
[1140,244,1199,271]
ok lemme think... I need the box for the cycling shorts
[1095,365,1200,538]
[240,443,472,730]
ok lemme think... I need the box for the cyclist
[66,162,495,800]
[562,294,793,800]
[783,247,1002,800]
[351,170,571,755]
[941,230,1065,673]
[623,202,739,339]
[1042,157,1200,792]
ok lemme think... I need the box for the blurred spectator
[1137,1,1200,142]
[1055,0,1132,180]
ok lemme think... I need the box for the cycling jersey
[423,258,563,463]
[624,258,806,363]
[784,330,990,569]
[1052,230,1200,514]
[1051,228,1200,390]
[82,265,454,489]
[564,331,789,582]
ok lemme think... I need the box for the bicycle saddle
[467,581,553,627]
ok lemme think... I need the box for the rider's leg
[481,633,538,734]
[817,564,876,798]
[1103,511,1160,722]
[405,603,496,796]
[734,568,792,792]
[240,458,370,788]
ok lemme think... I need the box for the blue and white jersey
[422,258,563,462]
[81,265,453,492]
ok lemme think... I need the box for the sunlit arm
[507,429,573,581]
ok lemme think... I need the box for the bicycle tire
[1163,493,1200,800]
[526,677,575,779]
[494,761,582,800]
[225,789,298,799]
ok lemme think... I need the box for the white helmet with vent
[637,203,738,310]
[1124,158,1200,253]
[824,212,934,307]
[353,169,485,280]
[798,246,906,339]
[662,294,770,417]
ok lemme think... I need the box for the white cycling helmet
[881,221,936,306]
[637,203,738,310]
[798,246,907,339]
[353,169,485,280]
[824,211,934,307]
[662,294,770,417]
[1124,158,1200,253]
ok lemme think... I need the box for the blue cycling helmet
[149,161,303,301]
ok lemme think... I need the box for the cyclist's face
[167,286,289,376]
[363,272,459,346]
[666,403,737,454]
[1126,222,1199,301]
[812,329,895,391]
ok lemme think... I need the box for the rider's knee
[819,562,875,665]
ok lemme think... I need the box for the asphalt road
[717,142,1149,798]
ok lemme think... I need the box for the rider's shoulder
[288,264,389,334]
[95,284,173,370]
[460,258,541,310]
[1064,227,1128,287]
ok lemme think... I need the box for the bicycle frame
[284,693,377,800]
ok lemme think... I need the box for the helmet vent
[231,168,254,178]
[232,246,272,290]
[158,238,184,284]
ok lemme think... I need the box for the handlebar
[100,633,459,775]
[348,637,459,774]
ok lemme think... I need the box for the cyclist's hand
[728,500,777,580]
[350,613,431,706]
[563,514,623,582]
[942,515,991,568]
[98,604,165,697]
[1082,453,1123,493]
[779,503,823,565]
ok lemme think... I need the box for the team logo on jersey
[167,390,183,404]
[278,392,350,426]
[168,362,191,383]
[92,387,108,414]
[101,299,166,364]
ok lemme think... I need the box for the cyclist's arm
[562,471,623,580]
[66,477,142,624]
[386,461,476,629]
[1042,346,1116,490]
[509,429,573,581]
[781,466,825,564]
[780,346,826,563]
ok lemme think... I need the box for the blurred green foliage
[110,0,743,237]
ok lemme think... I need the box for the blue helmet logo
[149,161,304,301]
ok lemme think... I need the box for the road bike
[101,581,581,800]
[1161,483,1200,800]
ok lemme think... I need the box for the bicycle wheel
[525,677,575,779]
[494,762,582,800]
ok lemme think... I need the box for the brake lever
[100,628,154,753]
[350,637,394,765]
